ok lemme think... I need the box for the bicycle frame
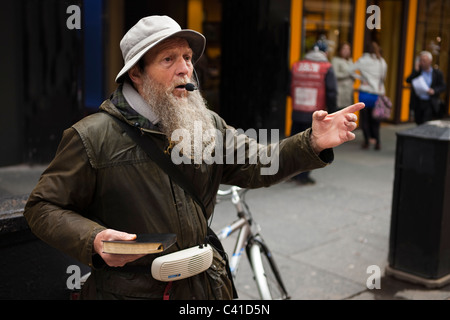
[215,186,290,300]
[216,187,257,278]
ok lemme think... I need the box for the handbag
[104,112,238,298]
[372,59,392,121]
[372,95,392,120]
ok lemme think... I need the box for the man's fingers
[108,254,147,267]
[346,121,357,131]
[94,230,143,267]
[98,229,137,242]
[113,231,137,241]
[346,131,356,141]
[341,102,365,114]
[313,110,328,121]
[345,113,358,122]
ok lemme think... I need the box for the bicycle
[214,185,290,300]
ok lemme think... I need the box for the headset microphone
[185,83,197,91]
[185,68,200,92]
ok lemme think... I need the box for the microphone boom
[185,83,197,91]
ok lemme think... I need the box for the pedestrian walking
[351,41,387,150]
[332,42,354,110]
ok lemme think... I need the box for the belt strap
[163,282,173,300]
[103,112,238,299]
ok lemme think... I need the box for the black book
[102,233,177,254]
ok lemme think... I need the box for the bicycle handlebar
[217,186,242,196]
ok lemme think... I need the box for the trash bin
[387,120,450,288]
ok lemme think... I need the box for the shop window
[415,0,450,111]
[364,0,403,120]
[303,0,354,58]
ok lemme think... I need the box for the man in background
[407,51,446,125]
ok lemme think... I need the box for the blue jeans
[358,91,379,108]
[358,91,380,145]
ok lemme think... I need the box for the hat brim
[115,29,206,83]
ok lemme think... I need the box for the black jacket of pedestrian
[407,68,446,117]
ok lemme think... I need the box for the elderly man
[407,51,446,124]
[24,16,364,300]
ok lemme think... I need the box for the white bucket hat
[115,15,206,83]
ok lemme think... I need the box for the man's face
[340,44,351,59]
[140,38,194,98]
[131,37,216,164]
[419,54,432,71]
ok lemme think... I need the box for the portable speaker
[151,244,213,282]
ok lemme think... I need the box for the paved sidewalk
[1,123,450,299]
[211,123,450,300]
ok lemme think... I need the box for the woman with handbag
[351,41,387,150]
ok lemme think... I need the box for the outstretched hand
[310,103,365,154]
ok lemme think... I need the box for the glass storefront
[415,0,450,111]
[303,0,354,58]
[364,0,403,120]
[302,0,404,120]
[300,0,449,122]
[302,0,403,120]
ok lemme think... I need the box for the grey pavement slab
[212,123,450,300]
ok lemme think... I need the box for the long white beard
[140,75,217,163]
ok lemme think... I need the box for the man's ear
[128,65,143,87]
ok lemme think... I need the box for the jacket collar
[122,81,160,125]
[305,50,328,62]
[105,83,160,132]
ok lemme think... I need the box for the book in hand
[102,233,177,255]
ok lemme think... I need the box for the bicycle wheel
[247,236,290,300]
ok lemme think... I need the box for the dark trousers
[414,99,433,125]
[290,121,311,180]
[359,107,380,145]
[358,91,380,146]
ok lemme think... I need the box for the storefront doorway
[414,0,450,117]
[299,0,449,124]
[363,0,403,121]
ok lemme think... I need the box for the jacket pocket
[206,249,233,300]
[90,269,167,299]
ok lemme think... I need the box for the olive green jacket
[24,88,333,299]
